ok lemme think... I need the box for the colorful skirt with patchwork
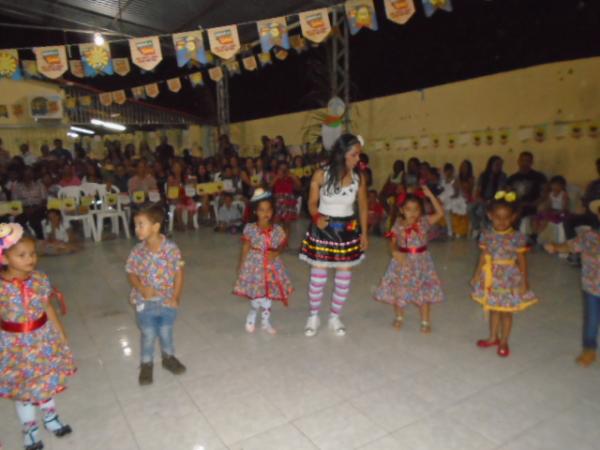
[299,215,364,268]
[275,193,298,223]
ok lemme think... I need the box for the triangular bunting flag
[422,0,453,17]
[144,83,160,98]
[79,43,113,76]
[167,77,182,93]
[257,17,290,53]
[242,55,257,71]
[0,50,23,80]
[299,9,332,43]
[98,92,113,106]
[224,60,240,76]
[65,97,77,109]
[33,45,68,79]
[79,96,92,106]
[345,0,379,35]
[208,25,241,60]
[113,58,131,76]
[290,35,308,53]
[112,90,127,105]
[69,59,85,78]
[189,72,204,87]
[208,66,224,82]
[384,0,416,25]
[22,60,40,78]
[172,30,208,66]
[129,36,163,71]
[258,52,272,67]
[11,104,24,117]
[131,86,146,99]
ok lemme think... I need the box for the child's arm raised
[422,185,444,225]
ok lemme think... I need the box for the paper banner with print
[69,59,85,78]
[257,17,290,53]
[33,45,67,79]
[113,58,131,76]
[79,95,92,106]
[345,0,378,35]
[290,35,308,53]
[65,97,77,109]
[22,60,40,78]
[534,125,546,142]
[485,129,494,145]
[144,83,160,98]
[167,77,182,93]
[242,55,257,71]
[570,122,583,139]
[224,60,240,76]
[11,104,24,117]
[189,72,204,87]
[131,86,146,99]
[207,26,240,60]
[112,90,127,105]
[518,127,534,142]
[258,52,272,67]
[422,0,453,18]
[129,36,163,71]
[472,131,482,146]
[384,0,416,25]
[0,50,22,80]
[79,43,113,76]
[419,136,430,149]
[99,92,113,106]
[172,30,208,67]
[499,128,510,145]
[299,8,332,43]
[274,49,288,60]
[458,132,471,146]
[588,121,598,138]
[208,66,224,82]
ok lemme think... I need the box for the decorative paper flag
[518,127,534,142]
[485,129,494,145]
[0,50,22,80]
[79,96,92,106]
[112,90,127,105]
[299,8,332,43]
[189,72,204,87]
[69,60,85,78]
[224,60,240,75]
[588,121,598,138]
[22,60,40,78]
[432,136,440,148]
[129,36,163,71]
[242,55,257,71]
[112,58,131,76]
[131,86,146,99]
[0,105,8,119]
[290,35,308,53]
[411,138,419,150]
[65,97,77,109]
[172,30,207,67]
[384,0,416,25]
[257,17,290,53]
[167,77,182,93]
[570,122,583,139]
[472,132,482,146]
[208,25,240,60]
[345,0,379,35]
[499,128,510,144]
[11,104,24,117]
[144,83,160,98]
[458,132,471,146]
[33,45,68,79]
[79,43,113,76]
[554,122,568,139]
[419,136,430,149]
[534,125,546,142]
[447,135,456,148]
[208,66,224,82]
[398,138,411,150]
[422,0,453,18]
[274,49,288,60]
[258,52,272,67]
[99,92,113,106]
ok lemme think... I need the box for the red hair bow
[396,189,425,206]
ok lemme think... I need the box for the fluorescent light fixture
[67,132,79,138]
[90,118,126,132]
[94,32,104,46]
[70,126,95,135]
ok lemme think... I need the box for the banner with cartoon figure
[384,0,416,25]
[167,77,182,93]
[79,43,113,76]
[172,31,208,67]
[113,58,131,76]
[422,0,453,17]
[69,60,84,78]
[345,0,378,35]
[189,72,204,87]
[34,46,68,79]
[129,36,163,71]
[208,26,240,60]
[0,50,22,80]
[257,17,290,53]
[299,8,331,43]
[112,90,127,105]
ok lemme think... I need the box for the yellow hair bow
[494,191,517,202]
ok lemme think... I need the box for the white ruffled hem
[298,253,365,269]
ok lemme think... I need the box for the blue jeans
[582,291,600,350]
[136,301,177,363]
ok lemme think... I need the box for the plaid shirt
[11,181,47,206]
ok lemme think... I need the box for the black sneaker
[162,354,186,375]
[138,362,153,385]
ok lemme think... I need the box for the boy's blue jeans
[136,301,177,363]
[583,291,600,350]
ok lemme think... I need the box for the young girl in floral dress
[0,223,76,450]
[373,186,445,333]
[233,189,293,334]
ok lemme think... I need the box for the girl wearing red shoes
[471,191,538,357]
[0,223,75,450]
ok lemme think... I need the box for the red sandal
[497,344,510,357]
[476,339,500,348]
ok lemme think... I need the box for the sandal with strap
[23,426,43,450]
[392,316,404,330]
[420,321,431,334]
[43,415,72,437]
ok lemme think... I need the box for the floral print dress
[374,217,444,307]
[233,223,293,304]
[472,229,538,312]
[0,271,76,402]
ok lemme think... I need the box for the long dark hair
[480,155,503,195]
[324,133,361,194]
[458,159,474,182]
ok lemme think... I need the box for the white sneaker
[304,315,320,337]
[328,316,346,336]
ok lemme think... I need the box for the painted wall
[230,57,600,189]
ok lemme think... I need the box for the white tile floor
[2,222,600,450]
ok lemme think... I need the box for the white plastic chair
[94,185,131,242]
[57,186,98,241]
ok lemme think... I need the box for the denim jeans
[582,291,600,350]
[136,301,177,363]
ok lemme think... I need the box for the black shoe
[43,415,72,437]
[162,354,186,375]
[25,442,44,450]
[138,362,154,385]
